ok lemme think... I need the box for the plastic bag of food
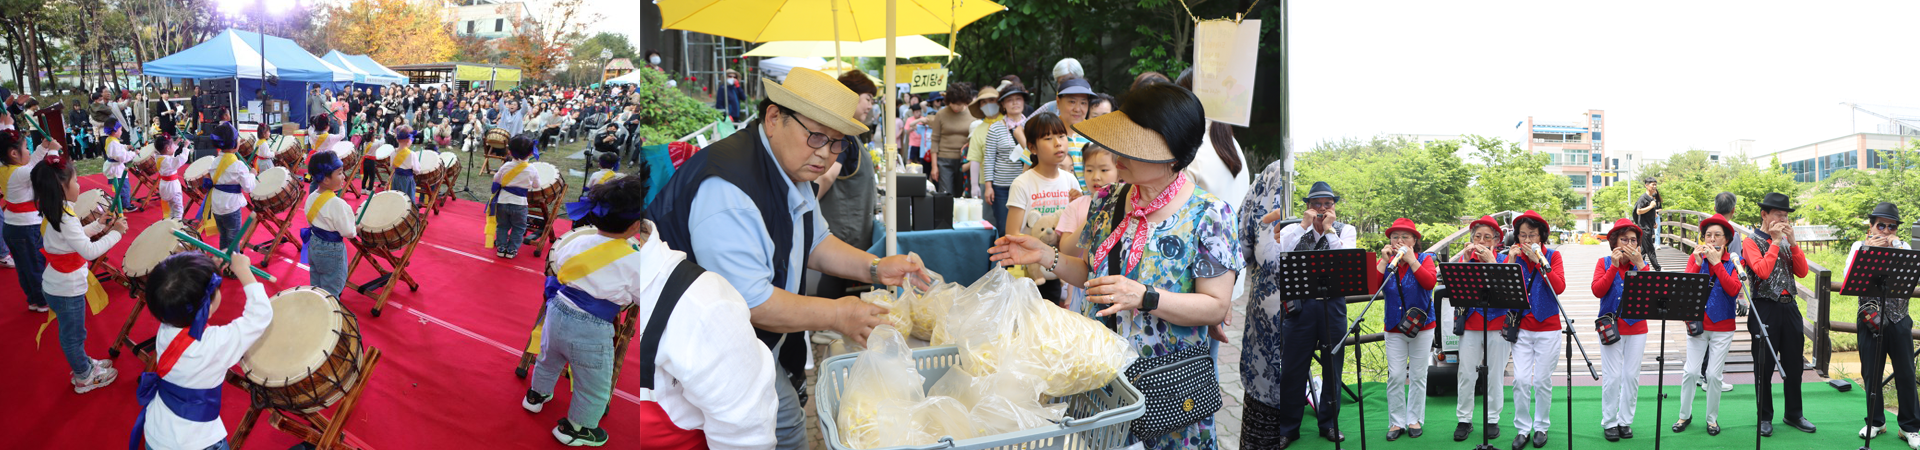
[953,274,1035,376]
[1022,297,1138,397]
[926,367,978,407]
[859,289,913,339]
[836,326,925,449]
[910,282,960,341]
[911,396,982,442]
[969,369,1068,435]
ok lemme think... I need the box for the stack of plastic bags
[836,268,1139,448]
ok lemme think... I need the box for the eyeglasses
[1518,232,1540,239]
[1472,233,1498,241]
[789,115,846,151]
[1308,201,1337,210]
[1876,222,1900,231]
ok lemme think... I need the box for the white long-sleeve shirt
[584,169,621,191]
[104,138,134,178]
[157,154,186,201]
[141,282,272,450]
[207,155,257,215]
[624,228,779,450]
[41,204,123,297]
[492,160,540,206]
[394,145,421,173]
[2,140,56,226]
[303,191,358,238]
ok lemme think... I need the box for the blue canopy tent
[346,54,410,86]
[142,29,340,128]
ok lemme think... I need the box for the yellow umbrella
[658,0,1004,43]
[659,0,1003,256]
[744,35,961,59]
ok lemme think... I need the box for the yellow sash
[36,206,110,348]
[307,191,336,224]
[596,171,618,186]
[527,237,636,354]
[199,153,241,235]
[394,145,413,172]
[311,133,329,153]
[484,162,531,249]
[0,164,16,197]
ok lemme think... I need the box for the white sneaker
[523,389,552,414]
[1905,431,1920,450]
[0,255,14,268]
[71,359,117,394]
[28,304,48,313]
[1864,425,1887,439]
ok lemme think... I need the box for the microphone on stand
[1386,246,1412,270]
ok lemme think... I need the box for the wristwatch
[1140,285,1160,312]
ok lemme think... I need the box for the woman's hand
[983,185,995,204]
[988,234,1052,267]
[1705,244,1724,263]
[1378,244,1396,271]
[1085,275,1146,317]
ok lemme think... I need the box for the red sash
[43,250,87,273]
[639,401,709,450]
[4,200,35,213]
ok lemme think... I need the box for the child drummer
[153,134,187,220]
[584,152,621,192]
[101,118,138,212]
[199,124,257,252]
[131,251,271,450]
[488,134,540,259]
[389,125,421,204]
[303,146,357,297]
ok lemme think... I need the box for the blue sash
[543,276,622,323]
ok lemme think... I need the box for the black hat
[1305,181,1340,202]
[1870,202,1902,224]
[1757,192,1795,213]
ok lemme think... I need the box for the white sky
[1288,0,1920,158]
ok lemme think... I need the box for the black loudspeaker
[894,197,914,231]
[912,194,953,231]
[1428,364,1458,397]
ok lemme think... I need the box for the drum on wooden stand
[183,156,220,189]
[268,136,306,170]
[110,219,193,359]
[251,167,301,214]
[355,191,420,250]
[526,162,563,207]
[240,287,366,414]
[131,145,158,176]
[484,128,512,154]
[414,150,442,188]
[437,151,460,193]
[74,189,112,240]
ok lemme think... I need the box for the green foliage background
[631,67,724,145]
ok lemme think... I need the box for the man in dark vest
[648,67,931,450]
[1742,192,1816,437]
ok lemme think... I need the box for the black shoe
[552,418,608,446]
[1622,426,1634,439]
[1487,423,1502,440]
[1785,417,1816,433]
[1455,422,1473,441]
[1605,426,1621,442]
[1274,436,1294,449]
[1759,421,1774,437]
[1531,431,1548,448]
[1673,418,1692,433]
[1320,428,1345,443]
[1386,428,1403,441]
[1706,422,1721,436]
[1409,426,1423,438]
[1512,434,1529,450]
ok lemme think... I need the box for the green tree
[1463,135,1580,228]
[1634,150,1797,227]
[630,66,723,144]
[571,32,637,64]
[1803,141,1919,244]
[1289,136,1469,233]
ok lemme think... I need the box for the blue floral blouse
[1238,160,1291,407]
[1079,182,1243,450]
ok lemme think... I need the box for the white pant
[1600,333,1648,428]
[1511,329,1562,433]
[1456,330,1513,423]
[1386,329,1435,428]
[1678,330,1734,423]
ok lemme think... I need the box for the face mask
[649,56,661,65]
[980,104,999,117]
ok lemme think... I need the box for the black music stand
[1620,271,1713,450]
[1836,246,1920,450]
[1276,248,1368,449]
[1440,262,1530,450]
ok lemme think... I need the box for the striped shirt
[1067,135,1088,189]
[984,121,1023,187]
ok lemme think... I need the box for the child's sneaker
[523,389,552,413]
[27,304,48,313]
[552,419,608,447]
[71,359,117,394]
[0,254,14,268]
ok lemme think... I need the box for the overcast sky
[1287,0,1920,158]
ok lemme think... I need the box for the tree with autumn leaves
[318,0,457,66]
[495,0,597,82]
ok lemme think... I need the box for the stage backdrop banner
[1192,19,1260,127]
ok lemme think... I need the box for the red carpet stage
[0,174,638,449]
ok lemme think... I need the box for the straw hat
[763,67,868,136]
[968,85,1002,119]
[1074,111,1173,165]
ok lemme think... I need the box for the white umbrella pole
[829,0,845,70]
[883,0,898,257]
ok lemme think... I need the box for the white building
[445,0,532,40]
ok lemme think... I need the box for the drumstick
[169,229,277,282]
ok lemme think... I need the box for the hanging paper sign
[891,63,941,85]
[909,68,949,94]
[1193,19,1262,127]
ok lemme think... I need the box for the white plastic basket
[816,345,1145,450]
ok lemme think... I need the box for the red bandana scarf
[1091,172,1188,276]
